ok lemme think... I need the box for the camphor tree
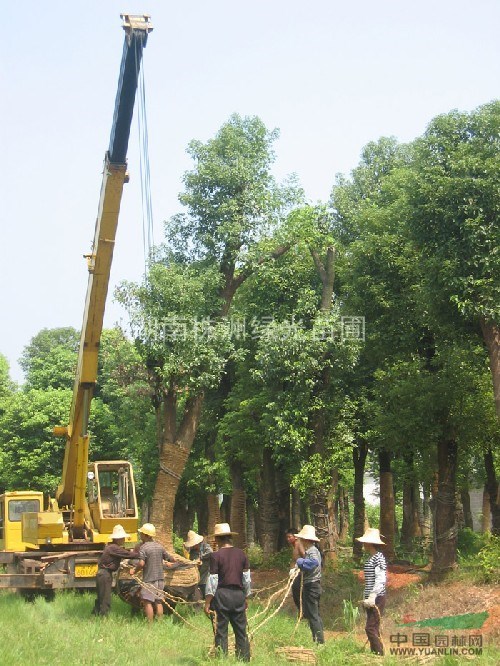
[406,101,500,533]
[118,114,303,548]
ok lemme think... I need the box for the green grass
[0,579,498,665]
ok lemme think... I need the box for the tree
[119,115,302,548]
[0,388,71,492]
[0,354,15,407]
[407,101,500,532]
[19,327,79,390]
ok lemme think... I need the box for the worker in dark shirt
[92,524,134,616]
[204,523,251,661]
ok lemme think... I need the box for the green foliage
[457,528,487,560]
[118,260,235,395]
[0,388,70,492]
[475,535,500,583]
[341,598,360,633]
[0,353,16,408]
[167,113,303,264]
[19,327,79,390]
[407,101,500,322]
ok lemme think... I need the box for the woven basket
[275,647,317,664]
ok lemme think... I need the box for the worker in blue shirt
[293,525,324,644]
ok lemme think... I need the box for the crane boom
[55,14,153,536]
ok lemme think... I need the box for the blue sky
[1,1,499,382]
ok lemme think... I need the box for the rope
[126,568,303,648]
[248,569,299,638]
[291,571,304,637]
[134,33,155,278]
[159,462,182,481]
[129,575,208,634]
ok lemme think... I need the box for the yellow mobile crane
[0,14,153,592]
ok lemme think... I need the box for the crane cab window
[97,467,136,517]
[8,499,40,522]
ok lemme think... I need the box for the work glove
[363,593,377,608]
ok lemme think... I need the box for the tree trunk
[207,493,221,549]
[220,494,231,523]
[481,485,491,533]
[230,460,247,549]
[174,494,194,540]
[431,437,458,576]
[480,318,500,418]
[401,465,422,549]
[325,469,339,562]
[258,447,280,556]
[291,488,301,530]
[150,394,204,550]
[197,495,209,536]
[338,486,349,541]
[141,500,151,524]
[379,449,396,561]
[421,484,432,538]
[309,405,338,560]
[246,498,256,547]
[352,440,368,560]
[460,487,473,530]
[484,448,500,535]
[276,474,291,551]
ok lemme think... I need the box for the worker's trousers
[212,587,250,662]
[365,594,386,655]
[93,568,113,616]
[301,581,324,644]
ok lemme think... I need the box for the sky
[1,0,499,383]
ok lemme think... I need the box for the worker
[92,524,134,616]
[184,529,213,599]
[356,527,387,656]
[285,527,304,612]
[204,523,251,662]
[294,525,324,644]
[129,523,178,622]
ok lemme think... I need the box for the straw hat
[184,530,204,549]
[213,522,238,537]
[109,524,129,541]
[355,528,385,545]
[295,525,320,542]
[138,523,156,537]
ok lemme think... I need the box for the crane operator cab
[87,461,138,543]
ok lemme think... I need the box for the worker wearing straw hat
[294,525,324,644]
[92,524,135,616]
[129,523,178,622]
[184,530,213,598]
[205,523,251,661]
[356,528,387,655]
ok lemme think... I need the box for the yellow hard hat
[138,523,156,537]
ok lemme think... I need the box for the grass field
[0,570,498,665]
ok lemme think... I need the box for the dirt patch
[475,604,500,643]
[384,580,500,646]
[356,565,422,590]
